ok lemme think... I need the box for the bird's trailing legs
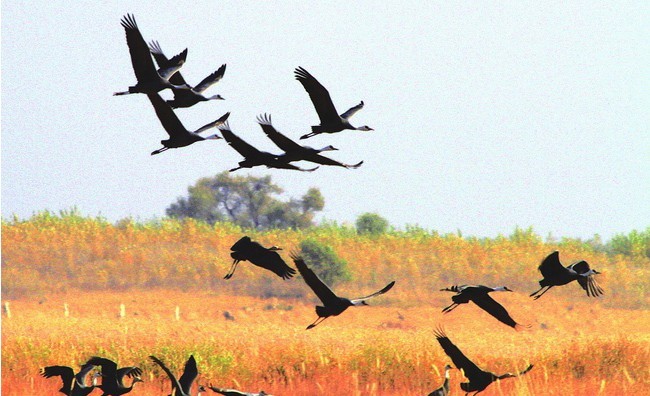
[151,147,169,155]
[441,302,460,313]
[530,286,552,300]
[306,316,328,330]
[223,259,240,279]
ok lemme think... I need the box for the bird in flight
[294,67,373,139]
[291,252,395,329]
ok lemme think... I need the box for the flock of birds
[41,235,603,396]
[114,14,368,171]
[39,13,605,396]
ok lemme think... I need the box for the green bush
[355,213,389,236]
[299,238,351,286]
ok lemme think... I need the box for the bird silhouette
[294,67,373,139]
[440,285,529,330]
[147,92,229,155]
[218,121,319,172]
[428,364,453,396]
[149,40,226,108]
[291,252,395,329]
[149,355,198,396]
[256,114,363,169]
[434,327,533,395]
[40,363,99,396]
[85,357,142,396]
[530,251,604,300]
[225,236,296,280]
[114,14,191,96]
[207,385,271,396]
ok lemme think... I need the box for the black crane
[149,40,226,108]
[225,236,296,280]
[530,251,604,300]
[147,92,229,155]
[256,114,363,169]
[291,252,395,329]
[149,355,198,396]
[428,364,453,396]
[114,14,190,96]
[218,121,319,172]
[434,328,533,395]
[40,363,99,396]
[207,385,271,396]
[440,285,529,330]
[85,357,143,396]
[294,67,373,139]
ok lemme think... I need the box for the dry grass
[2,290,649,395]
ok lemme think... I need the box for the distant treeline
[2,210,649,309]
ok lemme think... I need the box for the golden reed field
[2,214,650,395]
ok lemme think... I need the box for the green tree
[166,172,324,229]
[299,238,351,287]
[356,212,389,236]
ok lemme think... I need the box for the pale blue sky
[2,1,649,239]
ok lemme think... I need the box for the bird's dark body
[226,236,295,279]
[531,251,603,300]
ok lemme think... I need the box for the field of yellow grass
[2,214,650,395]
[3,290,649,395]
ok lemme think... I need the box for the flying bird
[218,121,319,172]
[530,251,603,300]
[256,114,363,169]
[149,40,226,108]
[434,327,533,395]
[147,92,229,155]
[114,14,191,96]
[85,356,142,396]
[291,252,395,329]
[39,364,99,396]
[225,236,296,280]
[428,364,453,396]
[207,385,271,396]
[440,285,529,330]
[149,355,198,396]
[294,67,373,139]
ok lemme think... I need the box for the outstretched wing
[178,355,198,394]
[219,122,264,158]
[120,14,157,83]
[149,356,182,393]
[208,386,247,396]
[149,40,188,86]
[194,64,227,93]
[472,294,520,329]
[295,67,340,124]
[570,261,604,297]
[350,281,395,305]
[538,251,565,279]
[257,113,303,153]
[40,366,74,394]
[433,328,485,383]
[291,253,340,306]
[115,366,142,388]
[147,93,187,138]
[231,236,252,251]
[340,101,364,120]
[193,112,230,134]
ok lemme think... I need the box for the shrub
[355,213,389,236]
[299,238,351,286]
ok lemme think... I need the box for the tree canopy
[166,172,324,229]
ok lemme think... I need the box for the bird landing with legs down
[530,251,604,300]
